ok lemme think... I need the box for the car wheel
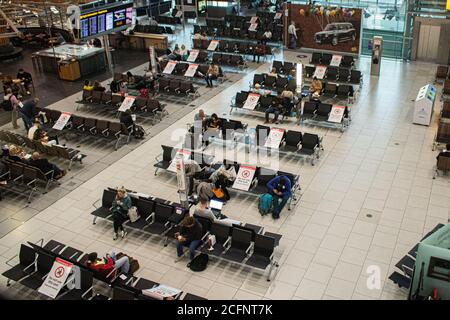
[332,37,338,46]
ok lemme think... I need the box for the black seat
[264,75,276,88]
[326,66,339,81]
[19,252,54,290]
[145,202,174,235]
[340,55,354,68]
[336,84,351,100]
[59,246,84,263]
[281,130,302,153]
[310,52,322,65]
[272,60,283,73]
[234,92,248,108]
[255,124,270,146]
[154,145,174,171]
[133,277,159,290]
[321,53,332,65]
[253,74,265,86]
[350,70,362,84]
[303,101,318,118]
[299,133,319,156]
[322,83,337,98]
[245,234,275,270]
[91,189,115,220]
[112,286,136,300]
[339,68,350,82]
[201,222,231,256]
[253,168,277,194]
[2,244,36,283]
[221,227,253,263]
[58,267,94,300]
[316,103,332,120]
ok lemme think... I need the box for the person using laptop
[194,198,228,220]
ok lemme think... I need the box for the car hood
[315,30,333,36]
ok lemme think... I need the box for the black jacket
[29,158,52,174]
[437,151,450,160]
[20,100,37,118]
[120,112,134,128]
[180,220,202,243]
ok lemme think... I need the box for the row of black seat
[36,107,133,151]
[301,100,351,132]
[231,91,298,119]
[133,24,174,35]
[0,130,85,170]
[2,239,206,300]
[92,187,282,280]
[316,82,355,103]
[77,90,167,121]
[159,60,225,82]
[158,78,200,98]
[154,145,301,207]
[0,158,58,202]
[310,52,355,68]
[251,74,297,92]
[155,15,181,25]
[304,65,362,85]
[193,39,273,56]
[193,25,283,42]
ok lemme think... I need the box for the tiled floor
[1,25,449,300]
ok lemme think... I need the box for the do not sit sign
[38,258,73,299]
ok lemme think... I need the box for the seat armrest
[223,236,231,249]
[5,254,19,267]
[92,199,101,210]
[201,231,210,242]
[26,179,37,186]
[245,243,254,255]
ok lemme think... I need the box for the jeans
[265,106,280,122]
[253,53,261,63]
[272,194,289,217]
[177,239,201,260]
[205,75,216,87]
[113,213,126,233]
[20,113,33,131]
[110,252,130,273]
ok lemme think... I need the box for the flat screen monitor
[209,199,224,211]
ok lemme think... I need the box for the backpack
[258,193,273,216]
[187,253,209,272]
[1,96,13,111]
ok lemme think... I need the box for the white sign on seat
[118,96,135,112]
[52,112,72,130]
[328,105,346,123]
[264,128,285,148]
[142,284,181,300]
[207,40,219,51]
[330,55,343,67]
[187,49,199,62]
[38,258,73,299]
[163,60,177,74]
[232,165,256,191]
[243,93,260,110]
[313,65,327,79]
[184,64,199,77]
[168,149,191,172]
[249,23,258,31]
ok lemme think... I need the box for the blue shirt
[267,176,292,199]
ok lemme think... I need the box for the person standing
[3,88,20,129]
[175,216,203,261]
[288,21,298,49]
[266,176,292,219]
[19,97,39,132]
[111,186,131,240]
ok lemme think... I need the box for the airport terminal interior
[0,0,450,301]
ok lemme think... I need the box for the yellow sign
[448,0,450,10]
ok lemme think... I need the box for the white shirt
[288,24,297,38]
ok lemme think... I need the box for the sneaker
[26,91,31,95]
[113,233,118,240]
[121,230,127,238]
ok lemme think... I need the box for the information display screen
[79,2,133,39]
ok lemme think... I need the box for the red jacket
[87,257,115,278]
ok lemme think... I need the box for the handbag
[127,206,140,223]
[212,187,225,199]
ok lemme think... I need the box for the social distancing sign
[232,165,256,191]
[38,258,73,299]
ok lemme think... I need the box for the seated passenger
[126,72,135,84]
[83,80,93,91]
[206,113,221,130]
[28,152,66,179]
[29,120,60,146]
[111,186,131,240]
[194,197,228,220]
[85,252,130,278]
[179,44,189,61]
[93,80,106,92]
[268,68,278,78]
[265,93,283,124]
[7,145,26,162]
[175,216,202,261]
[309,77,322,97]
[266,175,292,219]
[205,63,219,87]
